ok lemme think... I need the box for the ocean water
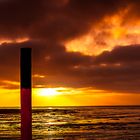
[0,106,140,140]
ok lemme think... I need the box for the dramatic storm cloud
[0,0,140,93]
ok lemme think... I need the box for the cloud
[0,0,140,93]
[0,40,140,93]
[94,45,140,64]
[0,0,130,41]
[39,44,140,93]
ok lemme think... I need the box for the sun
[37,88,61,97]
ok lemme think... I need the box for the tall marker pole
[20,48,32,140]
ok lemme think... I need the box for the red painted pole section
[20,48,32,140]
[21,89,32,140]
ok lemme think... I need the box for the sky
[0,0,140,106]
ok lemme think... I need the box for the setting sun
[36,88,61,97]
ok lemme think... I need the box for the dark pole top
[20,48,32,88]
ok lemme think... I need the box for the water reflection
[0,106,140,139]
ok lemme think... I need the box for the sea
[0,106,140,140]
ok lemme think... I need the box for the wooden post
[20,48,32,140]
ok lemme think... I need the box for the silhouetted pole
[20,48,32,140]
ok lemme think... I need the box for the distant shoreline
[0,105,140,109]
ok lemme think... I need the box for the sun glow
[36,88,61,97]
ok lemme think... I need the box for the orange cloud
[65,9,140,56]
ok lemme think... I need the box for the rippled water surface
[0,106,140,139]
